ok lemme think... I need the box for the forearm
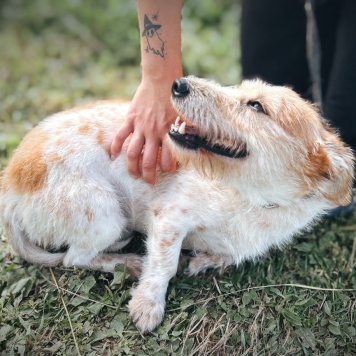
[111,1,183,183]
[137,0,183,83]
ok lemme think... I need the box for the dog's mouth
[169,117,248,159]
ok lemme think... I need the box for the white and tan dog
[0,77,354,333]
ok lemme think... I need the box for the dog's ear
[315,141,354,206]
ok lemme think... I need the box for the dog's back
[0,100,149,269]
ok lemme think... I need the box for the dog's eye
[248,101,265,113]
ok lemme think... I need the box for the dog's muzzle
[170,78,248,159]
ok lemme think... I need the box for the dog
[0,76,354,333]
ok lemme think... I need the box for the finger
[110,121,134,160]
[160,139,177,172]
[141,140,160,185]
[126,133,145,179]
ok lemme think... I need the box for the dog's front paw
[128,286,165,334]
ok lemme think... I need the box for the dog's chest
[161,175,304,258]
[152,175,247,251]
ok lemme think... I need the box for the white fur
[0,77,354,333]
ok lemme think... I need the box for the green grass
[0,0,355,354]
[1,219,355,355]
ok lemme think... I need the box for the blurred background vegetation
[0,0,241,166]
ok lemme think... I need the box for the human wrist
[141,64,183,88]
[140,38,182,84]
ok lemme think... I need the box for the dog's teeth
[175,116,180,126]
[178,121,186,135]
[171,124,175,131]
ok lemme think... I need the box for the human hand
[110,78,177,185]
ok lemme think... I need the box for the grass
[0,0,355,354]
[1,219,355,354]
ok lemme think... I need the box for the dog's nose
[172,78,190,97]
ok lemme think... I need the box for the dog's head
[169,76,354,207]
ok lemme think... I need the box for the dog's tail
[5,222,65,267]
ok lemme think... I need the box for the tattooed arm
[111,0,183,184]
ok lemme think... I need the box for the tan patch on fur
[48,153,63,163]
[53,207,72,221]
[96,129,110,156]
[322,168,353,206]
[78,124,90,134]
[85,208,93,222]
[323,190,351,206]
[196,226,206,232]
[159,239,172,250]
[56,138,64,146]
[96,130,104,145]
[47,195,71,222]
[125,256,143,279]
[126,266,140,279]
[152,207,161,217]
[62,120,72,129]
[304,145,331,182]
[102,254,114,263]
[159,232,179,250]
[258,221,271,230]
[4,126,48,194]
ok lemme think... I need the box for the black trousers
[241,0,356,149]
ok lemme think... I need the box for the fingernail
[111,154,118,161]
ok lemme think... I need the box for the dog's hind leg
[62,215,133,273]
[89,253,143,277]
[61,186,136,273]
[186,252,236,275]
